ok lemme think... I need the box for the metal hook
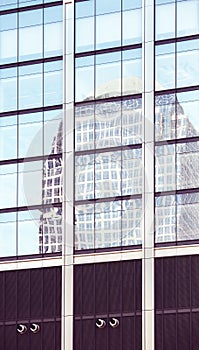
[30,323,40,334]
[17,324,27,334]
[109,318,119,328]
[96,319,106,329]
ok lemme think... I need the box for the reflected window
[0,164,17,209]
[122,199,142,246]
[0,116,17,160]
[0,212,16,257]
[155,195,176,243]
[95,51,121,98]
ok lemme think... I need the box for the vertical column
[142,0,155,349]
[62,1,74,350]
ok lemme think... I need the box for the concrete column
[62,2,74,350]
[142,0,155,349]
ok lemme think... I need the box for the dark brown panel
[95,263,107,315]
[5,324,17,350]
[95,320,107,350]
[55,321,61,350]
[17,270,30,320]
[191,256,199,307]
[155,258,163,310]
[108,262,121,314]
[43,268,56,318]
[42,322,55,350]
[5,271,17,321]
[177,313,190,350]
[163,314,176,350]
[30,327,42,350]
[135,315,142,350]
[74,265,82,316]
[82,264,94,315]
[0,325,4,349]
[108,319,121,350]
[122,261,135,313]
[122,316,135,350]
[56,267,62,317]
[192,312,199,350]
[0,272,5,321]
[163,258,176,309]
[74,319,81,350]
[82,319,94,350]
[155,314,163,350]
[177,257,190,308]
[17,324,29,350]
[30,268,42,318]
[135,260,142,311]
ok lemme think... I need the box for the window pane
[0,116,17,160]
[95,151,121,199]
[75,104,94,151]
[122,199,142,246]
[155,144,176,192]
[155,195,176,243]
[155,3,175,40]
[177,0,199,37]
[18,113,43,158]
[19,9,42,27]
[122,49,142,95]
[75,17,94,53]
[122,9,142,45]
[19,25,43,61]
[75,204,94,250]
[0,213,16,257]
[95,52,121,98]
[95,101,121,149]
[155,43,175,90]
[177,193,199,241]
[18,161,43,207]
[0,69,17,112]
[19,65,42,109]
[122,148,142,195]
[75,0,94,18]
[41,205,62,254]
[96,12,121,50]
[44,22,62,57]
[122,98,142,145]
[177,40,199,88]
[44,62,63,106]
[75,155,94,200]
[0,164,17,209]
[95,201,121,248]
[18,210,40,255]
[44,118,62,155]
[75,56,94,102]
[42,157,62,204]
[177,142,199,190]
[155,93,176,141]
[177,90,199,138]
[96,0,121,15]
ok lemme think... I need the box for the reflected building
[39,121,63,253]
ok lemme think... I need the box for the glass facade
[0,1,63,258]
[74,0,142,251]
[154,0,199,245]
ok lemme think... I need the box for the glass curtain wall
[0,0,63,258]
[155,0,199,244]
[74,0,143,252]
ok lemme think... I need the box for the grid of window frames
[154,0,199,244]
[74,0,143,252]
[0,0,63,258]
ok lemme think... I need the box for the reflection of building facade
[39,121,63,253]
